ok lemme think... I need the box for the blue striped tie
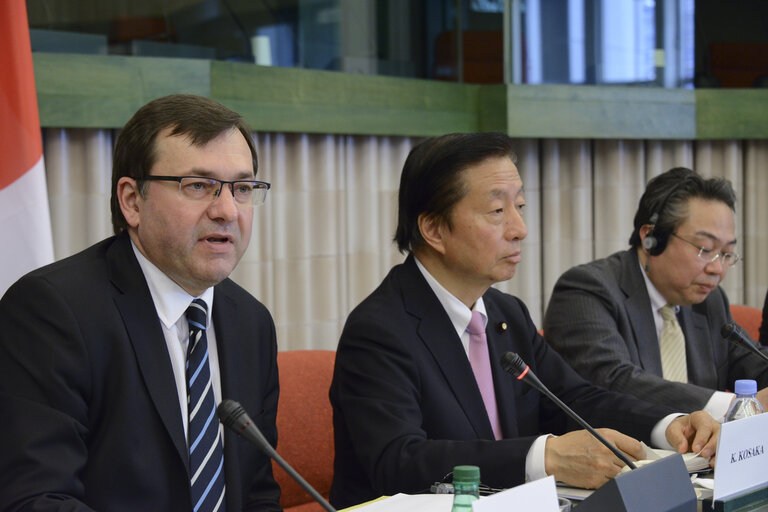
[186,299,226,512]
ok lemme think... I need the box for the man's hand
[665,410,720,465]
[544,429,645,489]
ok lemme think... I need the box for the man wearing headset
[544,167,768,418]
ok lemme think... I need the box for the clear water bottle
[451,465,480,511]
[724,379,764,422]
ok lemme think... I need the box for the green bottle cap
[453,465,480,483]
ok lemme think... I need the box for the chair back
[730,304,762,342]
[273,350,336,511]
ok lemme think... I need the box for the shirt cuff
[650,413,684,450]
[525,434,552,481]
[704,390,734,422]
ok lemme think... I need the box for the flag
[0,0,54,297]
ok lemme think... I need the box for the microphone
[721,322,768,365]
[500,352,637,470]
[217,399,337,512]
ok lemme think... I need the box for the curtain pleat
[40,129,768,349]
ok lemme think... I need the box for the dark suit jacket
[760,288,768,345]
[0,233,281,511]
[544,249,768,412]
[329,255,676,509]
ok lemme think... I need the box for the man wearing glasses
[544,167,768,418]
[0,94,281,511]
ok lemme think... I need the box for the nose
[704,255,726,275]
[505,208,528,241]
[207,183,239,222]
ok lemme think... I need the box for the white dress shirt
[131,241,224,442]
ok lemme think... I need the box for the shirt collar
[414,256,487,338]
[131,240,215,329]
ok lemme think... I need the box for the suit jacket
[0,233,281,511]
[544,249,768,413]
[329,255,675,509]
[760,288,768,345]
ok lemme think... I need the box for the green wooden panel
[504,85,696,139]
[34,53,210,128]
[210,61,481,136]
[477,84,508,133]
[31,52,768,140]
[696,90,768,139]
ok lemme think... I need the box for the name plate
[472,475,559,512]
[713,413,768,501]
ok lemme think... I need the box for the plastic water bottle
[451,465,480,511]
[724,379,764,422]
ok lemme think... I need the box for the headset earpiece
[642,235,657,252]
[642,176,693,256]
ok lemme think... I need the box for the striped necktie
[186,299,226,512]
[659,304,688,383]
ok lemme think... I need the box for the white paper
[346,493,453,511]
[472,475,559,512]
[713,413,768,501]
[619,442,711,474]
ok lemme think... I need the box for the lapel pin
[497,322,507,333]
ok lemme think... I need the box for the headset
[641,175,696,256]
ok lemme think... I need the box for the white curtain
[42,129,768,350]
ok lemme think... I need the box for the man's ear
[638,224,655,252]
[117,177,142,229]
[417,213,447,255]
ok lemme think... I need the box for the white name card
[713,412,768,501]
[472,475,559,512]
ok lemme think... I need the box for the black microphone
[500,352,638,470]
[721,322,768,365]
[217,399,337,512]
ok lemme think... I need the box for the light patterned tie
[659,304,688,383]
[467,310,502,440]
[186,299,226,512]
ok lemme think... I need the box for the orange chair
[730,304,763,342]
[273,350,336,511]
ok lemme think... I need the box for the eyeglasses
[670,233,741,267]
[141,175,271,206]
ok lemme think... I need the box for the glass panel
[25,0,508,84]
[516,0,695,88]
[26,0,730,89]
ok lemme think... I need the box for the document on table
[341,493,453,511]
[619,443,711,474]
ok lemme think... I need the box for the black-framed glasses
[670,233,741,267]
[141,175,271,206]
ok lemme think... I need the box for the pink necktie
[467,310,502,440]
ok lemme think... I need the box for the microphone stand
[218,399,336,512]
[501,352,637,469]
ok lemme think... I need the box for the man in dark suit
[0,95,281,511]
[545,167,768,417]
[760,289,768,344]
[329,133,720,509]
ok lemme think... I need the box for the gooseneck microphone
[217,399,337,512]
[500,352,638,470]
[721,323,768,365]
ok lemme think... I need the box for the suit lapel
[107,234,189,471]
[212,286,244,512]
[619,250,663,375]
[399,257,496,440]
[678,305,715,386]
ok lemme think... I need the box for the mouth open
[204,235,233,244]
